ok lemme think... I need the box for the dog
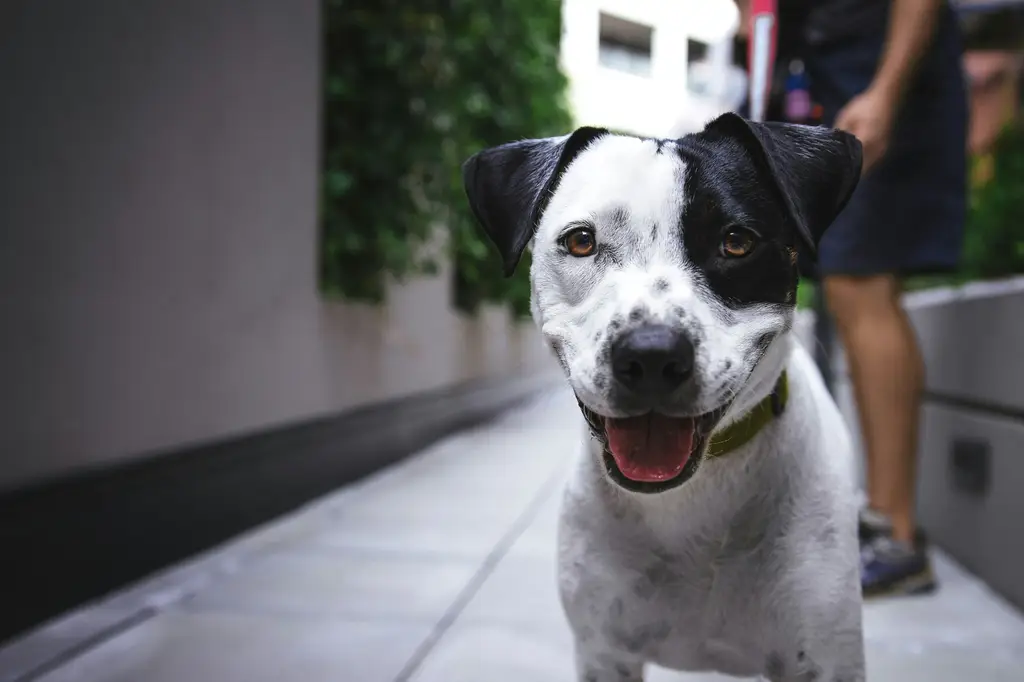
[462,112,865,682]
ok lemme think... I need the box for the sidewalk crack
[391,462,567,682]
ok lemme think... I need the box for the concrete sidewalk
[3,389,1024,682]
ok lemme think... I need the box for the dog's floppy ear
[462,126,608,276]
[702,112,862,254]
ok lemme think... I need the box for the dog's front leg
[574,646,643,682]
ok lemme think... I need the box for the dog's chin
[577,400,731,494]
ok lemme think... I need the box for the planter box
[908,278,1024,414]
[917,402,1024,608]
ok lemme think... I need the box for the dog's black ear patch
[701,112,862,255]
[462,126,608,276]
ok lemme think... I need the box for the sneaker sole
[863,566,938,600]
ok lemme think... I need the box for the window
[687,38,709,65]
[732,36,748,69]
[685,37,712,96]
[598,13,653,77]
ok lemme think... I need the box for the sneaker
[860,535,938,599]
[858,507,929,549]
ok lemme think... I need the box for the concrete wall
[0,0,556,492]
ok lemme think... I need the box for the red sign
[746,0,778,122]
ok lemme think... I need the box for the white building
[560,0,745,137]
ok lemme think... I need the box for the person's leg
[824,273,936,597]
[806,4,965,598]
[823,274,923,546]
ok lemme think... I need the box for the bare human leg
[823,274,923,546]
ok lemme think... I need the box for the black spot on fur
[620,622,671,653]
[675,135,799,308]
[632,558,673,601]
[687,113,862,279]
[597,242,624,268]
[796,651,823,681]
[631,576,655,601]
[765,652,786,680]
[628,307,644,322]
[687,322,705,348]
[642,560,674,598]
[653,277,670,293]
[604,617,671,656]
[645,560,674,584]
[608,206,631,229]
[597,337,613,367]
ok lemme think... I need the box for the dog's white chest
[557,479,782,677]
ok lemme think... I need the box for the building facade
[560,0,744,137]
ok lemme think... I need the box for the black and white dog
[463,113,865,681]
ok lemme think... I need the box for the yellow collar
[706,372,788,459]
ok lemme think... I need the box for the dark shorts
[803,7,969,279]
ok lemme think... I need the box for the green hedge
[961,123,1024,281]
[904,122,1024,290]
[321,0,572,316]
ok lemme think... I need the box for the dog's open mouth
[579,402,728,493]
[605,413,704,482]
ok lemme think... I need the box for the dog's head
[463,113,861,493]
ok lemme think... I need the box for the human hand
[734,0,751,38]
[834,88,898,175]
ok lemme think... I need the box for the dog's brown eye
[564,228,597,258]
[720,228,758,258]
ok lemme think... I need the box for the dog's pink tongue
[605,414,696,482]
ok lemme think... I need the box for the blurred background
[1,0,1024,680]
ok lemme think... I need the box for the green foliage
[961,9,1024,52]
[795,280,816,309]
[962,124,1024,280]
[320,0,572,315]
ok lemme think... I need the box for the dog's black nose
[610,324,695,397]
